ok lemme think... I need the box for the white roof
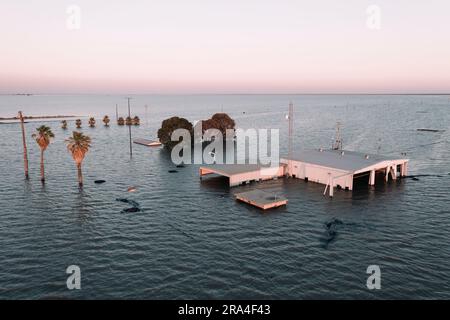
[283,149,407,172]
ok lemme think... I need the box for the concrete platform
[133,138,162,147]
[235,189,287,210]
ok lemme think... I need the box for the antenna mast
[288,102,294,176]
[332,121,343,150]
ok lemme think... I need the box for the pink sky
[1,0,450,94]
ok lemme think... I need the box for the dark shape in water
[116,198,140,207]
[94,180,106,184]
[168,170,178,173]
[320,218,344,249]
[404,174,444,181]
[122,207,141,213]
[176,164,185,168]
[417,128,444,133]
[116,198,140,213]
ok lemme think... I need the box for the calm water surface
[0,94,449,299]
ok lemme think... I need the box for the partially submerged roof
[133,138,162,147]
[282,149,408,173]
[200,164,267,177]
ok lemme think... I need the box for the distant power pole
[288,102,294,176]
[127,97,133,157]
[18,111,29,179]
[145,104,148,127]
[115,104,119,122]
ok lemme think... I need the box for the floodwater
[0,94,449,299]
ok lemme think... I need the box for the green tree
[157,116,193,149]
[103,115,110,126]
[210,113,235,137]
[66,131,91,187]
[88,117,96,127]
[32,125,54,182]
[125,116,133,126]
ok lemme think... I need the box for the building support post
[369,169,375,185]
[329,176,334,197]
[385,166,390,182]
[390,166,397,180]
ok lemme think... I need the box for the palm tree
[75,119,82,129]
[117,117,125,126]
[61,120,68,129]
[125,116,133,126]
[32,125,54,182]
[133,116,140,126]
[103,115,110,126]
[88,117,96,127]
[66,131,91,187]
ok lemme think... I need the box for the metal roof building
[199,149,409,197]
[281,149,409,196]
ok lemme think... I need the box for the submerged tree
[66,131,91,187]
[117,117,125,126]
[209,113,235,137]
[88,117,96,127]
[133,116,140,126]
[103,115,110,126]
[75,119,82,129]
[125,116,133,126]
[61,120,68,130]
[157,116,193,149]
[32,125,54,183]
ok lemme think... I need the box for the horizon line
[2,92,450,96]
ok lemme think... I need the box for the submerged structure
[133,138,162,147]
[199,102,409,199]
[281,149,409,196]
[199,149,408,197]
[199,164,284,187]
[235,189,287,210]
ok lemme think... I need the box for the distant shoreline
[0,93,449,96]
[0,115,78,121]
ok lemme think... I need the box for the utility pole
[145,104,148,127]
[127,97,133,157]
[18,111,29,179]
[288,102,294,176]
[115,104,119,122]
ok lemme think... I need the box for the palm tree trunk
[77,163,83,187]
[40,149,45,182]
[18,111,29,179]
